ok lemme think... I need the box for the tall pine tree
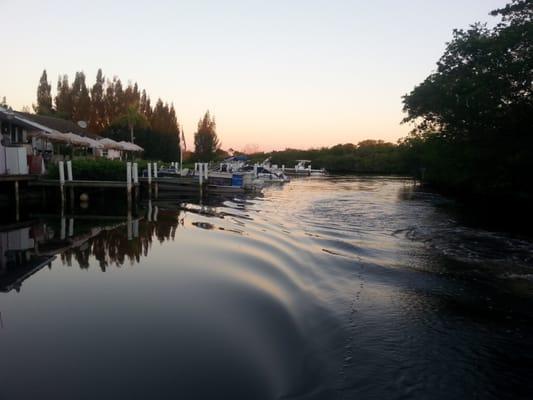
[55,74,73,119]
[89,69,106,132]
[71,71,91,122]
[34,70,53,115]
[194,111,220,161]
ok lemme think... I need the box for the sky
[0,0,508,151]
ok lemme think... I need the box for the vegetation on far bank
[245,140,409,174]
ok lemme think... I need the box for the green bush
[47,159,130,181]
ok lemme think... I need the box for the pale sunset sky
[0,0,507,151]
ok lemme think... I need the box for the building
[0,107,132,176]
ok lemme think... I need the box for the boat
[284,160,327,176]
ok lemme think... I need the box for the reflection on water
[1,177,533,399]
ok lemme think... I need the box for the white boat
[216,156,290,184]
[284,160,327,176]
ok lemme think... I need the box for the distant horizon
[0,0,507,152]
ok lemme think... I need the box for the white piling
[204,163,208,180]
[59,161,65,206]
[282,165,285,172]
[132,163,139,184]
[153,163,158,178]
[199,164,204,185]
[68,218,74,237]
[253,163,258,178]
[126,162,132,190]
[66,160,73,181]
[147,163,152,184]
[133,219,139,238]
[59,161,65,184]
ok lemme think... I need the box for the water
[1,176,532,399]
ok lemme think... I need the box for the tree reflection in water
[61,207,186,271]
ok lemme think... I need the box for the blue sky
[0,0,508,150]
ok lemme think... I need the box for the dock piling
[126,162,132,209]
[66,161,73,182]
[14,181,20,222]
[59,161,65,207]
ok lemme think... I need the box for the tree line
[34,69,182,161]
[246,140,408,173]
[401,0,532,203]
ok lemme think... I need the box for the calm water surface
[1,177,533,399]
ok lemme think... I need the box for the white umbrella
[45,131,71,144]
[84,137,104,149]
[119,141,144,152]
[64,132,90,147]
[99,138,122,150]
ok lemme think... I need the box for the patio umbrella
[99,138,122,150]
[44,131,71,144]
[118,141,144,152]
[64,132,90,147]
[84,137,104,149]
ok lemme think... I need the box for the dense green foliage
[34,70,53,115]
[248,140,407,174]
[47,159,130,181]
[402,0,533,199]
[46,158,159,181]
[34,68,181,162]
[193,111,220,161]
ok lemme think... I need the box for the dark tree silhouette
[34,70,53,115]
[194,111,220,161]
[401,0,533,198]
[71,71,91,123]
[89,69,106,132]
[55,74,73,119]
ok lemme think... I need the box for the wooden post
[127,210,132,241]
[66,160,73,181]
[153,163,158,178]
[132,162,139,184]
[147,162,152,198]
[132,162,139,203]
[126,162,132,210]
[199,163,203,186]
[60,216,66,240]
[14,180,20,222]
[133,218,139,238]
[68,218,74,237]
[59,161,65,207]
[253,163,258,178]
[282,165,285,172]
[204,163,208,180]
